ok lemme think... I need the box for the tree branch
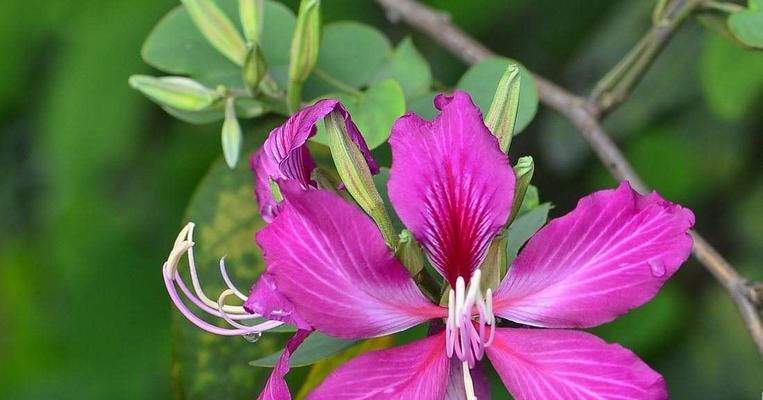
[376,0,763,357]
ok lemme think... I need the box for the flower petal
[493,181,694,328]
[445,359,491,400]
[251,99,378,221]
[257,329,311,400]
[257,181,444,339]
[388,91,515,285]
[244,272,311,330]
[487,328,667,400]
[307,333,451,400]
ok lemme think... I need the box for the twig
[375,0,763,357]
[591,0,703,114]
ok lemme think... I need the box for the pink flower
[249,91,694,399]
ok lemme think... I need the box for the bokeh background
[1,0,761,399]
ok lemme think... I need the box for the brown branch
[376,0,763,357]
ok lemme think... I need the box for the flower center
[445,269,495,368]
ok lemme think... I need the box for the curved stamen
[220,257,248,301]
[445,269,495,368]
[162,222,284,337]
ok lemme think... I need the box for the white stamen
[445,269,496,366]
[162,222,284,336]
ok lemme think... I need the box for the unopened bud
[324,110,395,246]
[239,0,264,43]
[287,0,321,112]
[479,231,508,291]
[509,156,534,223]
[395,230,425,277]
[182,0,247,65]
[221,98,242,168]
[485,63,521,153]
[243,43,267,94]
[129,75,220,111]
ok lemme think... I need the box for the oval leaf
[728,10,763,49]
[173,125,288,399]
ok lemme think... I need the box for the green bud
[129,75,220,111]
[480,231,508,291]
[239,0,264,43]
[484,63,521,153]
[221,98,242,168]
[182,0,247,65]
[395,230,425,277]
[509,156,534,223]
[324,110,396,246]
[243,43,267,94]
[287,0,321,112]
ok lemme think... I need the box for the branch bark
[376,0,763,357]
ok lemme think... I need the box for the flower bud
[129,75,220,111]
[509,156,534,223]
[182,0,247,65]
[485,63,521,153]
[479,231,508,291]
[243,43,267,94]
[239,0,263,44]
[324,110,396,245]
[287,0,321,112]
[395,230,425,277]
[221,97,242,168]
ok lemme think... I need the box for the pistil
[445,269,495,367]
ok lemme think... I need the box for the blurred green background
[0,0,761,399]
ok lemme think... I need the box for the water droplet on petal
[648,258,666,278]
[243,332,262,343]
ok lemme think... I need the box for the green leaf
[728,10,763,49]
[249,332,357,368]
[457,57,538,134]
[313,79,406,150]
[407,91,438,120]
[372,37,432,99]
[142,0,294,88]
[700,34,763,120]
[506,202,550,266]
[173,125,288,399]
[303,21,392,98]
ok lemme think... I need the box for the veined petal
[487,328,667,400]
[307,333,451,400]
[388,91,515,285]
[251,99,378,221]
[257,181,444,339]
[244,272,311,330]
[257,330,311,400]
[493,181,694,328]
[264,98,377,182]
[445,359,491,400]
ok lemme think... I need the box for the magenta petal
[493,181,695,328]
[388,91,515,285]
[445,359,491,400]
[257,182,444,339]
[244,272,311,330]
[251,99,378,221]
[263,98,378,181]
[257,329,311,400]
[307,333,451,400]
[487,328,667,400]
